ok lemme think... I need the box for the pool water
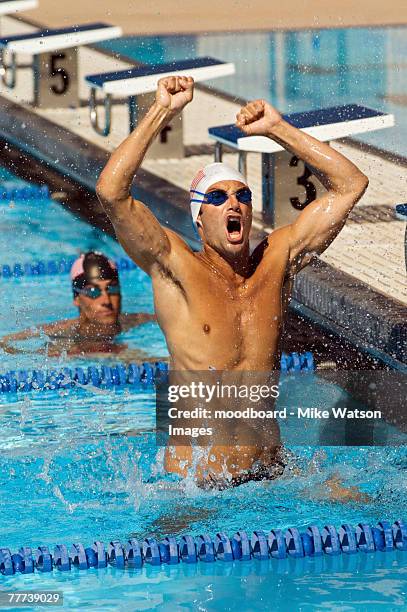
[101,25,407,159]
[1,550,406,611]
[0,166,168,372]
[0,169,406,609]
[1,381,407,610]
[2,383,407,544]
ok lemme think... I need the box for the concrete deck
[23,0,407,35]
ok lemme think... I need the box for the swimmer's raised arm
[96,76,194,273]
[236,100,369,272]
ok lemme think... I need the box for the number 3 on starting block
[271,150,324,227]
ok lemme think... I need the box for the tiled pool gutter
[292,260,406,367]
[0,94,405,368]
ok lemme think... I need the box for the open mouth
[225,215,243,243]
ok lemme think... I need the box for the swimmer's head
[71,251,121,326]
[190,162,252,256]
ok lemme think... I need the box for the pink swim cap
[70,252,117,281]
[70,254,85,280]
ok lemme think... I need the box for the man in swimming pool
[0,251,156,359]
[96,76,369,492]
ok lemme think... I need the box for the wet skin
[153,181,292,372]
[96,77,369,490]
[152,182,292,481]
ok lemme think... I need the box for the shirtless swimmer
[96,76,369,491]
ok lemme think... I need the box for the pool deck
[23,0,407,35]
[0,15,405,367]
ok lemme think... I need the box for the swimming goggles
[191,187,252,206]
[76,284,121,299]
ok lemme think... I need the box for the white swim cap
[189,162,248,224]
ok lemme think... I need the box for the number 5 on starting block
[0,23,122,107]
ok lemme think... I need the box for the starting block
[0,1,38,39]
[0,1,37,16]
[0,22,122,107]
[85,57,235,158]
[209,104,394,227]
[395,204,407,273]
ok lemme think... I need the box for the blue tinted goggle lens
[78,284,120,299]
[205,188,252,205]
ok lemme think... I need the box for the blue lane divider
[0,256,138,278]
[0,361,169,394]
[0,353,314,394]
[280,351,314,373]
[0,182,49,202]
[0,520,405,575]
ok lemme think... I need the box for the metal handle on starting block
[89,87,112,136]
[0,49,17,88]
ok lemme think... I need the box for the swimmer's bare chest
[152,230,292,370]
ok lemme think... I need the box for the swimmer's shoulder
[266,225,291,247]
[251,226,291,265]
[164,228,194,254]
[42,318,79,338]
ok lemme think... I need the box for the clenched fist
[236,99,282,136]
[156,75,194,115]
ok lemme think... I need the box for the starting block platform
[209,104,395,227]
[0,1,37,15]
[0,22,122,105]
[85,57,235,157]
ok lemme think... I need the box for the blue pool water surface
[0,170,406,609]
[0,167,168,373]
[101,26,407,159]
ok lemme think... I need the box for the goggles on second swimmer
[190,187,252,206]
[75,284,121,299]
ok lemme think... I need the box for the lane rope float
[0,353,314,394]
[0,256,138,278]
[0,520,405,575]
